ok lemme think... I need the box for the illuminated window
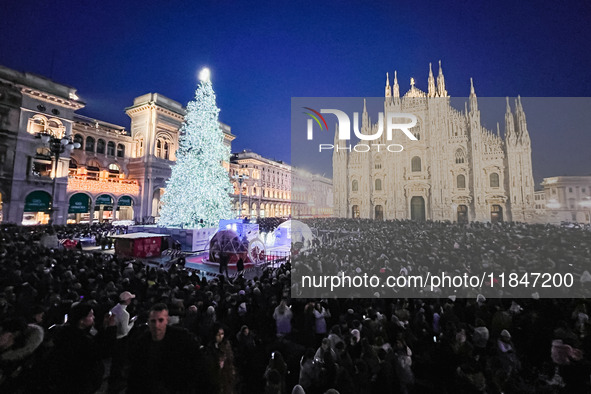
[117,144,125,157]
[28,115,46,135]
[47,119,63,137]
[108,163,120,179]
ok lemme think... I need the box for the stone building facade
[229,150,332,219]
[0,65,330,225]
[541,176,591,225]
[0,65,84,225]
[333,62,535,223]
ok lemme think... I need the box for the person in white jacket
[108,291,136,392]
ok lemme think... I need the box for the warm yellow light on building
[67,177,140,195]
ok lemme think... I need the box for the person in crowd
[472,318,489,361]
[314,337,337,391]
[108,291,136,393]
[219,253,230,278]
[236,324,261,393]
[49,302,116,393]
[0,316,44,391]
[313,302,330,345]
[264,351,288,394]
[298,348,318,393]
[127,303,200,393]
[273,298,293,337]
[489,329,520,393]
[40,228,59,249]
[206,324,236,394]
[394,339,414,394]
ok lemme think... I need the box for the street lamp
[37,132,80,225]
[232,173,249,219]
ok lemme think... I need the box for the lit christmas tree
[158,68,233,227]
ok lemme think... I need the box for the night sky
[2,0,590,185]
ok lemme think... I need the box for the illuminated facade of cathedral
[332,62,535,223]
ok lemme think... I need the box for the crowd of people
[0,219,589,393]
[293,219,591,298]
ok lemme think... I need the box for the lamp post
[37,132,80,225]
[232,174,249,219]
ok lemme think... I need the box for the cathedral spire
[385,72,391,98]
[334,122,347,149]
[436,60,447,97]
[514,95,529,143]
[428,62,436,97]
[393,70,400,99]
[362,98,369,129]
[469,77,478,112]
[505,97,516,143]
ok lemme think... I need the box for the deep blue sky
[2,0,591,185]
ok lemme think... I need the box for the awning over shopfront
[96,194,113,205]
[118,196,133,206]
[68,193,90,213]
[24,191,51,212]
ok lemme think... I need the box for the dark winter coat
[127,325,201,394]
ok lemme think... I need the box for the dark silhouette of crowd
[0,219,590,393]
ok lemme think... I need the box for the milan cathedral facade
[332,62,535,223]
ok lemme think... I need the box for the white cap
[119,291,135,301]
